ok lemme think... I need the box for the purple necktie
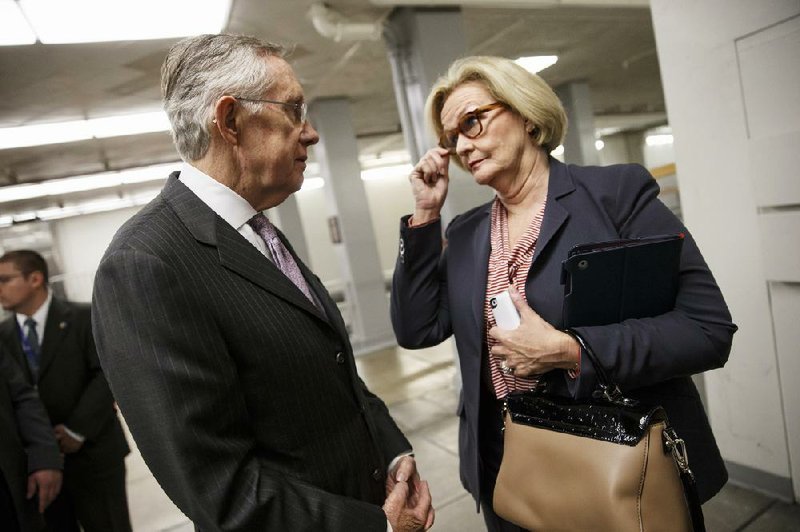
[248,213,318,307]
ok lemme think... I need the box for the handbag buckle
[663,428,694,479]
[593,384,638,407]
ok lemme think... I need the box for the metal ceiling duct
[367,0,649,7]
[307,3,383,42]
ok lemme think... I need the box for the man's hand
[27,469,62,513]
[385,457,435,531]
[383,478,434,532]
[54,424,83,454]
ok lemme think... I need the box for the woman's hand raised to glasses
[409,147,451,226]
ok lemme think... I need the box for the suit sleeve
[390,216,453,349]
[92,248,388,532]
[0,350,62,473]
[569,165,737,396]
[63,306,118,440]
[356,374,412,467]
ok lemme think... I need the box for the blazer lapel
[468,202,492,335]
[531,157,575,266]
[37,298,70,380]
[162,173,328,323]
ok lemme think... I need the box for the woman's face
[440,82,534,189]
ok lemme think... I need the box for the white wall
[651,0,800,501]
[51,206,142,302]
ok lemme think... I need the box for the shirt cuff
[407,215,440,228]
[387,450,414,476]
[63,426,86,443]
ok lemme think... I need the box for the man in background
[0,250,131,532]
[0,345,62,532]
[92,33,434,531]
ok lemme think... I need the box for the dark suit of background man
[0,346,62,532]
[91,34,434,532]
[0,250,131,532]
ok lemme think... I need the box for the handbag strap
[664,427,706,532]
[563,328,633,405]
[565,327,706,532]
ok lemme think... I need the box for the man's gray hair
[161,34,287,161]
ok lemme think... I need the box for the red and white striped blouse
[484,197,547,398]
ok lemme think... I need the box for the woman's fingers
[412,148,450,185]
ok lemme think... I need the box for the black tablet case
[561,234,684,328]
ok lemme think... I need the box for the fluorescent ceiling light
[19,0,231,44]
[0,162,176,204]
[0,111,170,150]
[0,215,12,227]
[13,212,38,223]
[361,164,413,182]
[0,0,37,45]
[36,191,159,221]
[645,134,674,146]
[515,55,558,74]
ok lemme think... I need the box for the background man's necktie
[24,317,40,379]
[248,213,319,308]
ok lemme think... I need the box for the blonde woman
[391,56,736,531]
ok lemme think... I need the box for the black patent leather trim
[506,391,667,446]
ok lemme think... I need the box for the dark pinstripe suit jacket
[92,173,409,531]
[392,157,736,505]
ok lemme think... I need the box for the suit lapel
[216,218,326,321]
[162,173,329,324]
[0,317,31,381]
[37,298,70,380]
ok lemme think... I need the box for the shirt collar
[16,288,52,331]
[177,162,259,231]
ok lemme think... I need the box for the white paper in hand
[490,289,520,330]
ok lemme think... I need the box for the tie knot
[24,317,36,329]
[247,213,277,240]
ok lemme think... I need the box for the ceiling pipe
[307,3,383,42]
[368,0,649,6]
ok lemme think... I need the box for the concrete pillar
[556,82,600,165]
[384,7,492,228]
[308,97,395,355]
[651,0,800,502]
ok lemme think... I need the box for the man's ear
[27,271,45,290]
[213,96,239,145]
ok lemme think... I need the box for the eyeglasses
[235,97,308,125]
[439,102,507,152]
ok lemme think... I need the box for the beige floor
[123,340,800,532]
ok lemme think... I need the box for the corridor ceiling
[0,0,665,196]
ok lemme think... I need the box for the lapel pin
[59,321,67,330]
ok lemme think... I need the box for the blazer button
[335,352,345,364]
[372,468,382,481]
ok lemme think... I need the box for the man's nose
[302,121,320,146]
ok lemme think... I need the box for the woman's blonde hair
[426,56,567,153]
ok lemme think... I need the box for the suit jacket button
[335,352,345,364]
[372,468,382,481]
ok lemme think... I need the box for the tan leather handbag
[493,330,704,532]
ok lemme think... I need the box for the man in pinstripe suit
[91,34,434,532]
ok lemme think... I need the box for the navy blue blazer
[391,157,737,504]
